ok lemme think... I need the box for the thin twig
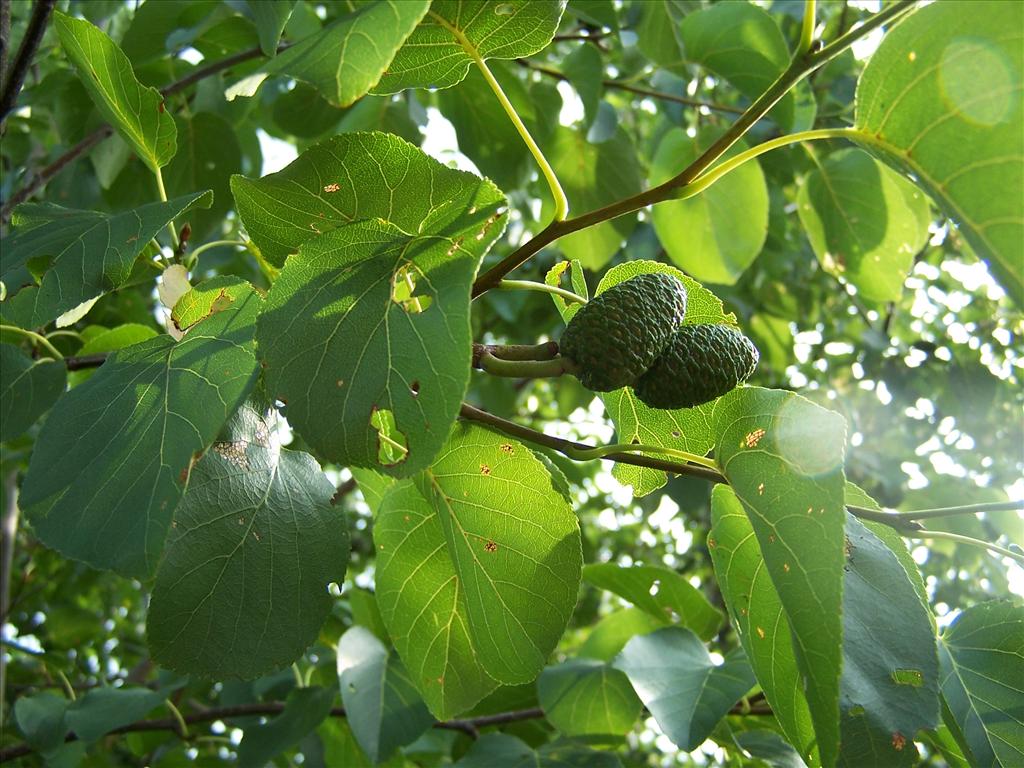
[1,43,275,222]
[515,58,743,114]
[460,402,726,483]
[63,353,108,371]
[0,701,548,761]
[0,0,55,123]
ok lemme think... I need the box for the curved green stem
[680,127,856,200]
[291,663,306,689]
[189,239,247,262]
[166,699,188,739]
[799,0,817,56]
[153,166,180,252]
[477,351,576,378]
[476,342,560,362]
[565,442,719,471]
[430,11,568,221]
[910,530,1024,565]
[0,324,63,359]
[56,671,75,701]
[44,329,82,343]
[498,279,587,305]
[892,500,1024,522]
[471,0,917,296]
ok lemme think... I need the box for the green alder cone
[559,273,687,392]
[633,323,759,409]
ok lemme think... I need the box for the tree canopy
[0,1,1021,766]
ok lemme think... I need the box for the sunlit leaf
[939,600,1024,767]
[651,128,769,286]
[582,563,722,640]
[375,423,582,718]
[797,148,930,302]
[373,0,566,94]
[712,387,847,768]
[855,0,1023,305]
[54,12,177,171]
[265,1,429,107]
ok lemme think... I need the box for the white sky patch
[556,80,585,125]
[258,128,298,174]
[420,107,482,174]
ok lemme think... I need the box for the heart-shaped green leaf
[375,423,582,718]
[855,0,1023,306]
[147,401,349,679]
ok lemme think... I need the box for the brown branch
[64,353,108,371]
[1,43,274,223]
[0,0,55,123]
[515,58,743,114]
[0,0,11,89]
[459,402,726,483]
[475,0,918,297]
[0,700,547,761]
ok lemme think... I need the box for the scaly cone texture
[559,273,688,392]
[633,324,759,409]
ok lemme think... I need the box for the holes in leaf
[891,668,924,687]
[410,380,420,397]
[370,408,408,466]
[392,263,432,314]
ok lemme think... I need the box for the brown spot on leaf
[500,443,514,454]
[744,428,766,448]
[323,183,341,193]
[756,626,766,639]
[480,464,491,475]
[410,381,420,396]
[485,540,497,553]
[892,732,906,751]
[757,482,765,495]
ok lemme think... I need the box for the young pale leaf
[64,687,165,742]
[20,282,261,577]
[264,1,429,107]
[13,693,69,754]
[577,608,663,663]
[855,0,1023,306]
[231,131,504,266]
[839,515,939,766]
[53,12,177,171]
[257,214,502,477]
[797,148,930,303]
[591,260,736,497]
[543,126,642,270]
[375,423,582,719]
[680,2,816,131]
[373,0,566,94]
[243,0,296,56]
[237,687,336,768]
[336,627,433,763]
[709,485,817,764]
[613,627,755,751]
[454,733,624,768]
[0,344,65,441]
[537,658,642,737]
[939,600,1024,767]
[0,193,211,328]
[712,387,847,768]
[146,401,348,679]
[582,563,722,640]
[651,128,769,286]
